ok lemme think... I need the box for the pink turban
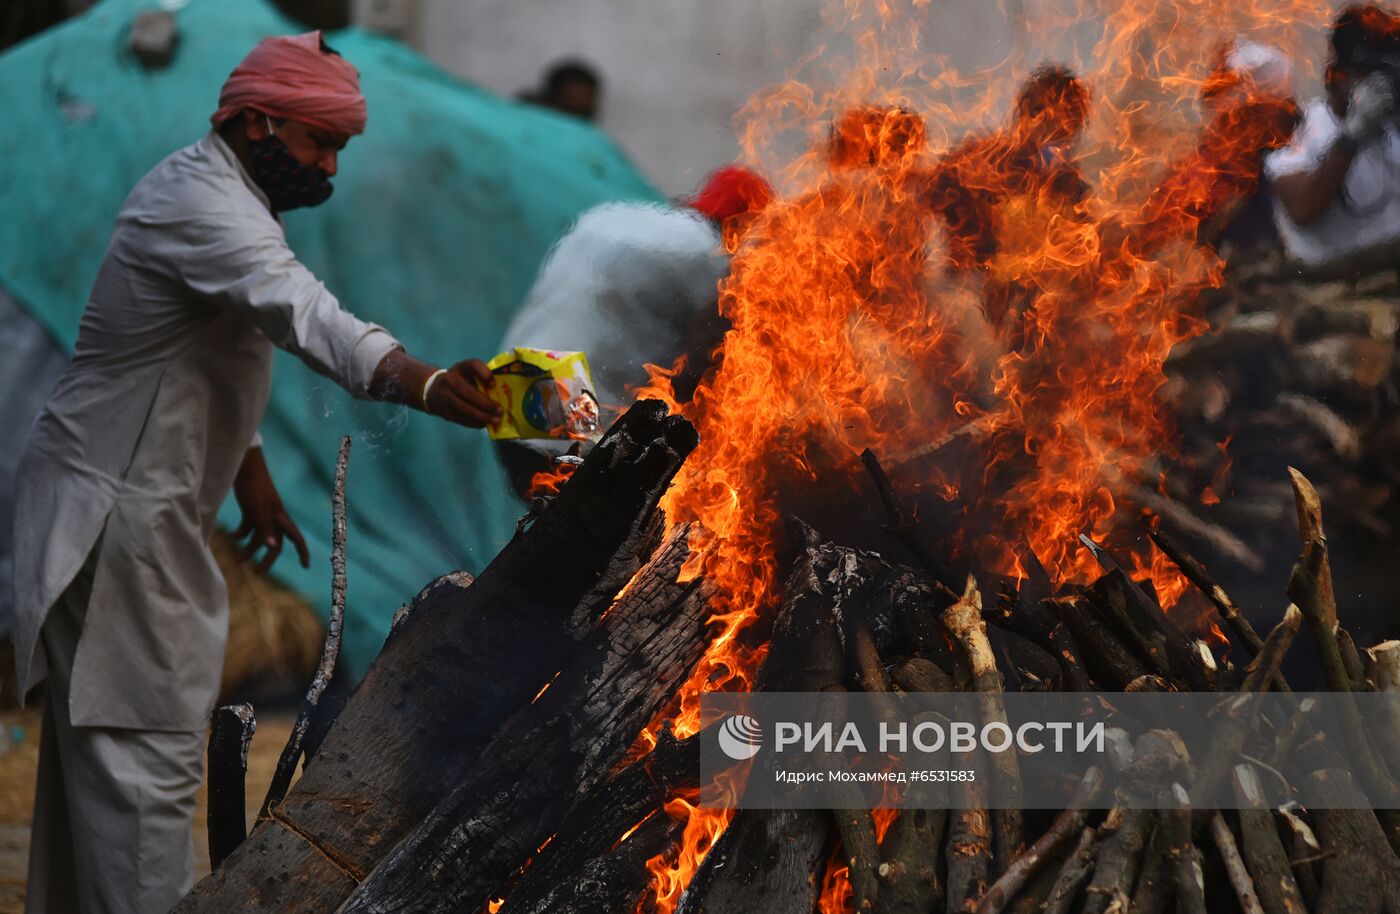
[211,31,367,136]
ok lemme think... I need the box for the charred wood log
[509,810,685,914]
[945,770,992,914]
[500,721,712,913]
[176,401,698,913]
[338,524,713,914]
[1048,596,1148,690]
[877,715,950,914]
[207,703,256,871]
[1148,528,1268,659]
[985,591,1091,692]
[1084,567,1213,692]
[676,520,849,914]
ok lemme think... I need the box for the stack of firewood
[1160,251,1400,643]
[173,401,1400,914]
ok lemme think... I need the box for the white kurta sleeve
[165,211,402,398]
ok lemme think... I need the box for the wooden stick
[1149,527,1266,656]
[1166,784,1207,914]
[260,435,350,818]
[976,767,1104,914]
[834,807,882,913]
[1232,765,1308,914]
[1084,567,1213,691]
[1048,595,1149,689]
[1212,812,1267,914]
[942,577,1022,870]
[945,775,993,914]
[1041,827,1096,914]
[1287,468,1336,627]
[1085,732,1186,914]
[1288,536,1400,807]
[1128,820,1172,914]
[207,703,256,870]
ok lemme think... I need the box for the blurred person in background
[520,59,604,122]
[495,165,773,497]
[1268,4,1400,272]
[1135,38,1300,254]
[922,65,1092,343]
[14,32,501,914]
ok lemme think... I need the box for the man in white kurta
[13,32,502,913]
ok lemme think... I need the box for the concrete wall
[351,0,1029,195]
[351,0,1336,196]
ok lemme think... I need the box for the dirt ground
[0,705,296,913]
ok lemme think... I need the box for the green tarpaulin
[0,0,659,678]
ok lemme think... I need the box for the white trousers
[24,547,204,914]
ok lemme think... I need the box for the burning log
[338,524,714,913]
[501,722,711,912]
[985,589,1092,692]
[508,811,686,914]
[1083,567,1213,692]
[206,703,256,870]
[175,401,697,913]
[1148,528,1268,659]
[1048,595,1150,689]
[675,525,848,914]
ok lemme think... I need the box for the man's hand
[1344,73,1396,144]
[424,359,502,428]
[369,350,503,429]
[233,446,310,574]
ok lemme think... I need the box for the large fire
[632,0,1330,910]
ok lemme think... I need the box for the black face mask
[249,123,334,211]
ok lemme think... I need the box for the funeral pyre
[175,0,1400,912]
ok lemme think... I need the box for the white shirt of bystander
[1265,97,1400,266]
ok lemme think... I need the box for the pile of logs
[174,400,1400,914]
[1161,251,1400,645]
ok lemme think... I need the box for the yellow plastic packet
[486,347,601,441]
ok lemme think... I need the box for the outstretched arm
[368,349,502,428]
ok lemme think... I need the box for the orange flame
[525,461,576,499]
[633,0,1330,909]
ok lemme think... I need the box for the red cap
[688,165,774,223]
